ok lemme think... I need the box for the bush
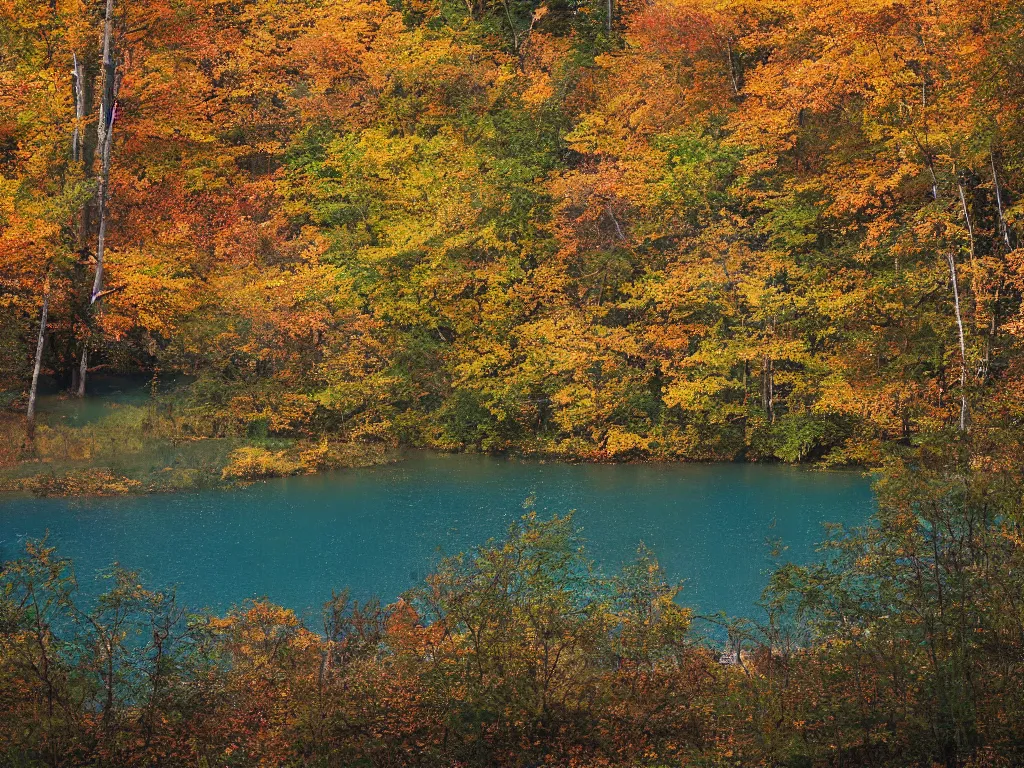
[220,446,304,481]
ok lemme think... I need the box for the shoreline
[1,428,875,500]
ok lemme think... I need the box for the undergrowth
[0,399,397,497]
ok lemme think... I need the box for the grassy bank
[2,398,859,498]
[0,401,399,497]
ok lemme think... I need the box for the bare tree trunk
[71,53,86,163]
[607,0,612,35]
[500,0,519,52]
[26,277,51,443]
[77,347,89,397]
[725,37,739,95]
[72,52,91,248]
[926,157,939,202]
[761,355,775,423]
[946,251,969,433]
[30,52,88,427]
[72,51,90,399]
[78,0,119,398]
[93,0,118,307]
[992,152,1012,251]
[954,164,978,323]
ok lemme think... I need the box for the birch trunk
[725,38,739,95]
[25,277,51,442]
[72,53,91,247]
[946,251,969,433]
[992,153,1012,251]
[71,54,86,164]
[78,0,118,398]
[954,166,979,324]
[761,355,775,423]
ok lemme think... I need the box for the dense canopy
[4,0,1023,467]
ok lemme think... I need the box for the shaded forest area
[4,0,1024,475]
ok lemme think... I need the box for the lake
[0,451,874,623]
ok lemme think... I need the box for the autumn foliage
[3,0,1023,466]
[6,0,1024,761]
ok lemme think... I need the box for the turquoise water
[0,452,873,621]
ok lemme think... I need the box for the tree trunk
[946,251,969,433]
[954,164,978,323]
[72,52,91,248]
[78,0,119,398]
[76,347,89,398]
[71,53,86,164]
[26,277,51,443]
[761,355,775,423]
[992,152,1012,251]
[500,0,519,52]
[725,37,739,95]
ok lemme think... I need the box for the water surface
[0,452,873,621]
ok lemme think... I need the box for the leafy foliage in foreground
[4,457,1024,767]
[4,0,1024,465]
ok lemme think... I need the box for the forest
[3,0,1023,479]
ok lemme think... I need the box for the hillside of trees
[4,0,1024,472]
